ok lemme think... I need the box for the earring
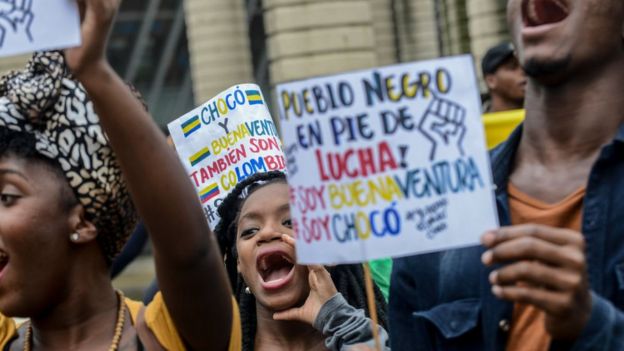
[70,233,80,242]
[245,286,251,295]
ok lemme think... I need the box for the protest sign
[0,0,81,58]
[168,84,287,229]
[277,55,499,264]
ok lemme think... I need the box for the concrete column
[370,0,397,66]
[442,0,471,55]
[395,0,439,61]
[263,0,378,86]
[467,0,509,79]
[184,0,254,103]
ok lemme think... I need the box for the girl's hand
[65,0,120,78]
[273,234,338,325]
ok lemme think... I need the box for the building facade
[0,0,510,125]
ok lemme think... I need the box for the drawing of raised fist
[418,94,467,160]
[0,0,34,48]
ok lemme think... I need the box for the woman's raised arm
[65,1,233,350]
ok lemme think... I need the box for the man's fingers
[482,224,585,249]
[491,261,584,292]
[482,235,586,270]
[492,284,574,317]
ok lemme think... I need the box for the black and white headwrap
[0,51,138,263]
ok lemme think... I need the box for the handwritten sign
[0,0,81,58]
[277,55,499,264]
[168,84,287,229]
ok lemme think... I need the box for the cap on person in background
[482,42,516,75]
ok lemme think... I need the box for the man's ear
[67,205,98,244]
[485,74,498,91]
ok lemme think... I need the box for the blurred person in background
[481,42,527,149]
[482,42,526,113]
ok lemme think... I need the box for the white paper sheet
[168,84,287,230]
[276,55,500,264]
[0,0,80,58]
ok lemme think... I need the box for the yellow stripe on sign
[200,183,219,196]
[183,119,201,134]
[189,147,211,166]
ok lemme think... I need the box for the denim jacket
[389,125,624,350]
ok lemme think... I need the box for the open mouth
[523,0,569,27]
[256,250,295,290]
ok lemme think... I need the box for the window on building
[108,0,194,126]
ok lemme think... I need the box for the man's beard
[523,55,572,78]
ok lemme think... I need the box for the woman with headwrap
[0,0,239,350]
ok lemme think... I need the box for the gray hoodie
[314,293,391,351]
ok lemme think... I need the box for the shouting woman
[216,171,389,351]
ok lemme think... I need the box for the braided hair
[215,171,388,351]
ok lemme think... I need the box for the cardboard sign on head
[168,84,287,229]
[277,56,499,265]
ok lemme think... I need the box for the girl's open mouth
[256,250,295,291]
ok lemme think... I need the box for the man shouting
[390,0,624,349]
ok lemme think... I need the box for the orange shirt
[505,184,585,351]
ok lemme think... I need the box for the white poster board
[0,0,81,57]
[277,55,499,264]
[168,84,287,229]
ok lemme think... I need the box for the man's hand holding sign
[482,225,592,340]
